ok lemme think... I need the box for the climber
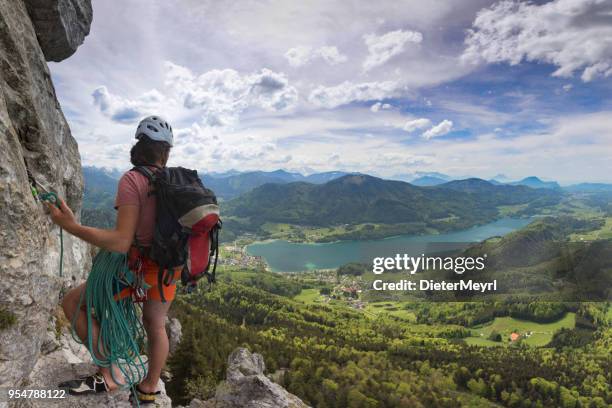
[46,116,177,403]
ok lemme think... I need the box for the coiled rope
[71,250,148,392]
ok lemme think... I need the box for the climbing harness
[71,250,149,402]
[28,170,63,277]
[127,241,151,303]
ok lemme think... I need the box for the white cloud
[370,102,392,112]
[403,118,432,132]
[285,45,348,67]
[463,0,612,82]
[165,62,298,120]
[92,86,167,124]
[363,29,423,71]
[93,62,298,127]
[423,119,453,139]
[309,80,403,109]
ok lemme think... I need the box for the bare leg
[62,284,121,390]
[138,299,172,393]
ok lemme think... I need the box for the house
[510,332,520,342]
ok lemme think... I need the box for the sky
[49,0,612,184]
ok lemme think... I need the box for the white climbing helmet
[135,115,174,147]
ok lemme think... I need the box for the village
[219,244,268,270]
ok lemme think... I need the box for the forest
[166,276,611,407]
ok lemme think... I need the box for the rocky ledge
[25,0,93,61]
[186,348,309,408]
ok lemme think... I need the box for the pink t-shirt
[114,167,157,247]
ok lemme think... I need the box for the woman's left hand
[45,197,78,230]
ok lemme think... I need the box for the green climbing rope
[71,250,148,390]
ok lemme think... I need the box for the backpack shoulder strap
[131,166,157,182]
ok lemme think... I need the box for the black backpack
[133,166,221,302]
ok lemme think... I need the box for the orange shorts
[114,248,182,302]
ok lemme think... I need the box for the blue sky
[49,0,612,184]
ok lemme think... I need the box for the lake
[246,218,532,272]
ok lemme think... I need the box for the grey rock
[205,348,309,408]
[40,329,61,355]
[226,347,266,381]
[189,398,214,408]
[25,0,93,62]
[165,316,182,355]
[24,331,172,408]
[0,0,90,388]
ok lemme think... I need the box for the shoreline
[243,217,532,273]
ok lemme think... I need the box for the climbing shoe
[60,373,110,395]
[130,385,161,405]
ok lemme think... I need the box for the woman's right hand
[45,197,78,231]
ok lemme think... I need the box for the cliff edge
[0,0,92,388]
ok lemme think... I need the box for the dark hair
[130,135,171,166]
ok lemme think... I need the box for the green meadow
[466,313,576,347]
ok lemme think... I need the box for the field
[293,288,323,303]
[465,313,576,347]
[570,217,612,240]
[294,285,578,347]
[362,301,417,322]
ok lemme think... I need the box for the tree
[488,330,502,342]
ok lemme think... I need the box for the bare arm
[45,198,139,253]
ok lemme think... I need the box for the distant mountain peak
[521,176,543,182]
[332,174,376,185]
[511,176,560,189]
[411,175,448,186]
[492,173,510,182]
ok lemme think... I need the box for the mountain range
[85,166,611,199]
[202,169,357,200]
[81,167,609,238]
[224,174,562,228]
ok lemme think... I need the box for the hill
[224,175,562,237]
[564,183,612,193]
[458,216,611,301]
[81,166,120,228]
[304,170,355,183]
[439,178,561,207]
[202,170,296,200]
[510,176,560,190]
[411,175,448,186]
[203,169,353,200]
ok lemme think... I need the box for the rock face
[0,0,92,388]
[202,348,309,408]
[165,317,183,355]
[25,0,93,62]
[26,328,172,408]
